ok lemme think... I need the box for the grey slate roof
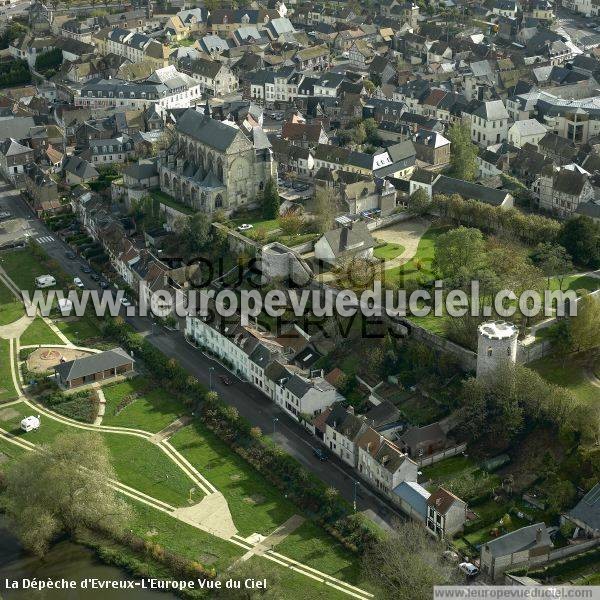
[54,347,133,382]
[484,523,552,557]
[433,175,511,207]
[568,482,600,531]
[176,108,243,152]
[472,100,509,121]
[321,223,375,258]
[285,374,312,398]
[64,156,98,179]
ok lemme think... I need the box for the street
[0,184,405,532]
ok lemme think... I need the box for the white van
[35,275,56,288]
[20,415,40,432]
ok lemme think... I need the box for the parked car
[73,277,84,289]
[100,281,110,290]
[0,211,12,220]
[65,251,76,260]
[90,273,100,281]
[313,447,329,461]
[120,297,132,307]
[219,375,232,385]
[80,264,92,274]
[458,562,479,578]
[237,223,253,232]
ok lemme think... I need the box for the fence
[525,538,600,570]
[417,443,467,467]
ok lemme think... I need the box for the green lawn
[149,189,194,216]
[530,355,599,407]
[374,243,405,261]
[171,423,297,537]
[54,315,102,346]
[0,402,198,507]
[273,520,369,590]
[0,247,66,293]
[102,379,184,433]
[20,317,64,346]
[0,279,23,326]
[421,455,477,483]
[547,274,600,294]
[0,339,17,403]
[246,556,350,600]
[383,226,449,287]
[128,499,243,572]
[0,435,26,460]
[231,212,280,232]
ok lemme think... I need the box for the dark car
[65,251,76,260]
[90,273,100,281]
[219,375,232,385]
[80,265,92,274]
[100,281,110,290]
[313,447,328,461]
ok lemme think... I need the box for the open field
[374,242,405,261]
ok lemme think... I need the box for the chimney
[536,527,543,544]
[347,405,354,415]
[340,225,349,250]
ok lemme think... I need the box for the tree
[261,178,280,219]
[432,226,485,280]
[2,432,131,556]
[530,242,573,288]
[351,122,367,145]
[278,210,303,236]
[362,521,457,600]
[558,215,600,268]
[181,212,212,256]
[407,188,431,216]
[313,186,337,233]
[447,122,478,181]
[569,293,600,359]
[363,79,375,94]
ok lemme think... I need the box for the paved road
[0,184,404,531]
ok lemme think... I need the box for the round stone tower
[476,321,518,379]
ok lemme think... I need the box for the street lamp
[272,417,278,435]
[353,480,360,512]
[208,366,214,391]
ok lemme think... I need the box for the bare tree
[362,521,458,600]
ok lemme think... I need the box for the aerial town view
[0,0,599,598]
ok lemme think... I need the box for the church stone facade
[158,108,276,214]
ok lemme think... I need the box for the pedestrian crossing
[36,235,54,244]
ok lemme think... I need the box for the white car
[237,223,254,232]
[73,277,84,288]
[458,562,479,578]
[120,297,132,307]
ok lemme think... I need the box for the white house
[426,487,467,537]
[356,429,418,495]
[469,100,510,147]
[508,119,547,148]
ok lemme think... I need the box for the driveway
[374,217,431,270]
